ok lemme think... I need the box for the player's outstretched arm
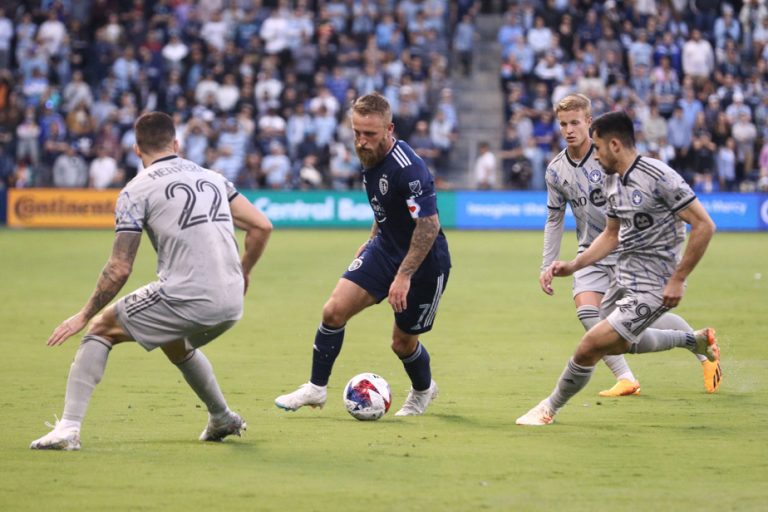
[47,232,141,346]
[551,216,620,278]
[230,194,273,294]
[540,207,566,295]
[388,214,440,313]
[662,199,716,308]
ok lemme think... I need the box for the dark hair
[590,111,635,148]
[134,111,175,153]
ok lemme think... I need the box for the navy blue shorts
[342,244,449,335]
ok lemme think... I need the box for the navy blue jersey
[362,139,451,277]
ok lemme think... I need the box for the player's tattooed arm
[388,214,439,313]
[398,214,440,277]
[81,232,142,319]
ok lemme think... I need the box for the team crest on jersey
[631,190,644,205]
[409,180,422,196]
[379,175,389,195]
[348,257,363,272]
[588,169,602,183]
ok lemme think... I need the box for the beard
[355,140,388,168]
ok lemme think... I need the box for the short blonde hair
[350,92,393,124]
[555,93,592,117]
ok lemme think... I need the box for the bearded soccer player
[540,94,721,397]
[518,111,720,426]
[275,93,451,416]
[30,112,273,449]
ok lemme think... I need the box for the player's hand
[662,277,685,308]
[539,270,554,295]
[47,312,88,346]
[242,272,250,295]
[550,260,576,278]
[388,272,411,313]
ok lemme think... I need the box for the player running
[275,92,451,416]
[539,94,721,397]
[30,112,272,450]
[518,111,721,426]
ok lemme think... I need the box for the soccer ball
[343,373,392,421]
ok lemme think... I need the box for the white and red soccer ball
[343,373,391,421]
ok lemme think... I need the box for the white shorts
[604,288,670,345]
[572,264,613,298]
[115,282,241,352]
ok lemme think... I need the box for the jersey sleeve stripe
[391,148,408,168]
[671,195,696,213]
[635,163,663,180]
[116,227,142,233]
[636,159,665,178]
[228,191,240,202]
[392,146,411,168]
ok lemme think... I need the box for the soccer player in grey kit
[275,93,450,416]
[540,94,721,397]
[518,111,721,426]
[31,112,273,449]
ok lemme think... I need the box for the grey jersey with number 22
[114,156,244,322]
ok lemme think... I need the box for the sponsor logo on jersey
[631,190,644,205]
[406,197,421,218]
[589,188,607,207]
[569,196,587,208]
[370,196,386,222]
[379,175,389,195]
[633,212,653,230]
[409,180,423,196]
[588,169,602,183]
[348,257,363,272]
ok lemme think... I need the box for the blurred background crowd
[0,0,767,193]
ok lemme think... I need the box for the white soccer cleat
[30,418,81,451]
[199,410,246,442]
[394,380,439,416]
[274,382,327,411]
[515,401,555,426]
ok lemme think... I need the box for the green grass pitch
[0,229,766,511]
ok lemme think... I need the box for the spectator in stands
[0,8,11,70]
[262,140,292,189]
[499,123,529,190]
[89,145,120,189]
[682,29,715,83]
[473,141,497,190]
[717,137,738,191]
[732,111,758,180]
[453,13,475,77]
[53,144,88,188]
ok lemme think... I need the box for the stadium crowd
[0,0,472,191]
[0,1,767,193]
[496,0,768,192]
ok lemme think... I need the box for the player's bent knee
[321,299,350,327]
[390,333,418,357]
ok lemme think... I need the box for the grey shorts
[572,264,613,298]
[115,282,240,352]
[604,288,669,344]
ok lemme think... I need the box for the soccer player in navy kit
[276,93,451,416]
